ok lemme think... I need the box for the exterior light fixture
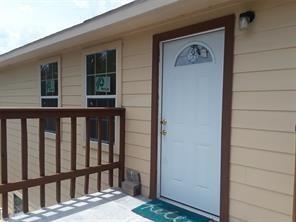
[239,11,255,30]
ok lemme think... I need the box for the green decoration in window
[95,76,110,93]
[46,79,55,93]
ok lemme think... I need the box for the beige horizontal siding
[123,81,151,95]
[229,1,296,220]
[122,94,151,107]
[230,164,294,195]
[0,0,295,221]
[231,128,294,154]
[232,110,296,132]
[126,119,151,134]
[229,199,291,222]
[122,53,151,70]
[234,48,296,73]
[230,182,293,215]
[231,146,294,175]
[122,67,152,82]
[233,69,296,92]
[125,107,151,121]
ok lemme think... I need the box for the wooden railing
[0,108,125,219]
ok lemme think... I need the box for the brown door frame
[294,144,296,222]
[149,15,235,221]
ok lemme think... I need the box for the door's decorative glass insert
[175,44,213,66]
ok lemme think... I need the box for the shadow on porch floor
[7,188,150,222]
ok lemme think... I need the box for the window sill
[45,132,56,140]
[83,140,119,155]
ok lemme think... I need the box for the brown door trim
[293,139,296,222]
[149,14,235,222]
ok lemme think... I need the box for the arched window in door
[175,43,213,66]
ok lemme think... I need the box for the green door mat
[132,199,214,222]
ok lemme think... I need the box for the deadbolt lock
[160,129,167,136]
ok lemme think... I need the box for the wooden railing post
[39,118,45,208]
[84,118,90,194]
[0,108,125,218]
[21,118,29,213]
[118,111,125,187]
[97,118,102,191]
[56,118,61,203]
[70,117,77,198]
[1,119,8,218]
[108,116,114,187]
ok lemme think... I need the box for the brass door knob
[160,119,167,125]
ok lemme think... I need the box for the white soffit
[0,0,236,69]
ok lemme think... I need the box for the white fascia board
[0,0,177,67]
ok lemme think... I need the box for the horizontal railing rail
[0,108,125,219]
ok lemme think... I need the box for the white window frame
[38,56,62,139]
[81,40,122,153]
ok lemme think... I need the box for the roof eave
[0,0,177,68]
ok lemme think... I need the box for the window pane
[41,62,58,96]
[53,79,58,96]
[107,50,116,72]
[87,75,95,95]
[41,65,46,80]
[43,64,50,79]
[87,54,95,74]
[42,98,58,107]
[45,79,55,96]
[96,52,107,74]
[87,98,115,107]
[41,80,46,96]
[107,73,116,95]
[89,118,110,142]
[49,63,53,78]
[41,98,58,133]
[14,194,23,214]
[87,98,115,142]
[95,75,112,96]
[86,50,116,96]
[53,62,58,79]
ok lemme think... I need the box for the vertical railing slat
[118,111,125,187]
[108,116,114,187]
[70,117,77,198]
[0,108,125,219]
[39,118,45,208]
[56,118,61,203]
[97,118,102,191]
[21,118,29,213]
[84,118,90,194]
[1,119,8,218]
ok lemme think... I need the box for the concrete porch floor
[7,188,151,222]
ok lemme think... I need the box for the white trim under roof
[0,0,176,67]
[0,0,238,70]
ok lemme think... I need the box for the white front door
[159,29,225,216]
